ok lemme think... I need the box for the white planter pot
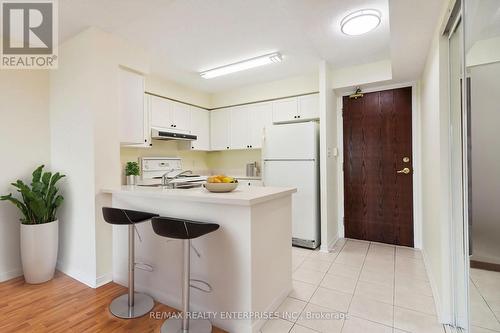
[20,220,58,284]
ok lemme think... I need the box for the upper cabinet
[272,97,298,123]
[272,94,319,123]
[298,94,319,120]
[248,102,273,149]
[190,106,210,151]
[210,108,231,151]
[210,102,273,151]
[170,101,191,132]
[119,67,149,146]
[150,95,191,133]
[229,106,250,150]
[150,95,171,129]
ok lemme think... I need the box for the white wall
[146,75,212,109]
[51,27,149,287]
[469,61,500,264]
[331,60,392,90]
[418,3,453,322]
[210,73,318,108]
[467,37,500,67]
[0,70,50,282]
[319,61,339,251]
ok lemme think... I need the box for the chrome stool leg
[161,239,212,333]
[109,224,154,319]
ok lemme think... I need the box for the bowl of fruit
[204,175,239,193]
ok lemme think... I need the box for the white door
[272,97,298,123]
[170,101,191,132]
[263,122,318,160]
[249,102,273,149]
[263,160,319,242]
[119,67,145,145]
[229,106,250,150]
[150,96,172,129]
[210,109,230,150]
[298,94,319,120]
[190,106,210,151]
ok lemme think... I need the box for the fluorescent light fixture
[200,52,283,79]
[341,9,381,36]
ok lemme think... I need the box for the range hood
[151,128,197,141]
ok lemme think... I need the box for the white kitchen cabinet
[229,106,250,150]
[238,179,263,187]
[248,102,273,149]
[210,108,231,151]
[272,97,298,123]
[298,94,319,120]
[189,106,210,151]
[150,95,171,129]
[272,94,319,123]
[150,96,191,132]
[170,101,191,132]
[119,67,148,146]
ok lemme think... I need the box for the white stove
[139,157,207,186]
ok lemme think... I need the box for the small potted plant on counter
[0,165,65,284]
[125,161,140,185]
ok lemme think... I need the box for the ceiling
[59,0,444,92]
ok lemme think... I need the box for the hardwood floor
[0,271,227,333]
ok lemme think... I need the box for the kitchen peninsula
[102,185,296,333]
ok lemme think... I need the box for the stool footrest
[135,262,154,272]
[189,279,213,293]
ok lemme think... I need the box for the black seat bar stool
[151,216,219,333]
[102,207,159,319]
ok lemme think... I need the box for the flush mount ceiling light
[200,52,283,79]
[340,9,381,36]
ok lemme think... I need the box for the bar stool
[102,207,158,319]
[151,216,219,333]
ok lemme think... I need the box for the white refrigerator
[263,121,320,249]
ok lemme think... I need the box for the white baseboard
[113,275,291,333]
[0,267,23,282]
[96,272,113,287]
[56,260,96,288]
[421,249,452,324]
[320,234,339,253]
[251,286,291,333]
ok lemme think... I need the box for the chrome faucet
[161,169,176,187]
[162,170,193,189]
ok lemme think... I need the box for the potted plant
[0,165,65,284]
[125,161,140,185]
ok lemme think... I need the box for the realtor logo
[1,0,58,69]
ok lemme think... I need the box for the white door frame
[335,81,422,248]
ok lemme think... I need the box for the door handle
[396,167,411,174]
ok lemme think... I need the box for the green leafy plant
[0,165,65,225]
[125,161,140,176]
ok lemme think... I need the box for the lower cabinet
[237,179,263,187]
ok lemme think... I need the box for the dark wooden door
[343,87,414,247]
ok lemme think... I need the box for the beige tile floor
[261,238,445,333]
[470,268,500,332]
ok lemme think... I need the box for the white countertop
[102,185,296,206]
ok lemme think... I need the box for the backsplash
[120,141,262,183]
[206,149,261,177]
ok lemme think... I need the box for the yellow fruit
[222,177,233,183]
[212,178,222,183]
